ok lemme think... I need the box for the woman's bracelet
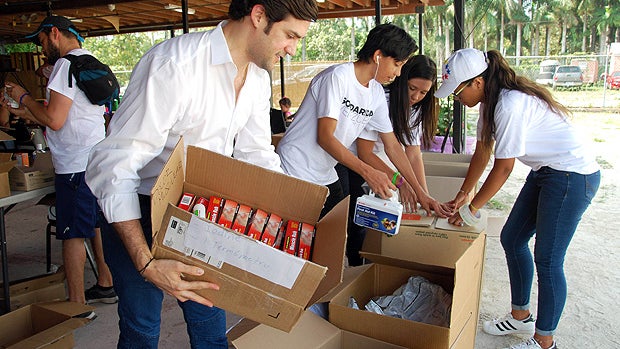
[459,203,481,226]
[458,188,468,195]
[470,203,478,212]
[396,175,404,188]
[391,172,400,185]
[19,92,30,105]
[138,257,155,275]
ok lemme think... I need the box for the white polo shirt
[86,21,281,223]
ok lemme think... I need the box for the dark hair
[279,97,291,107]
[479,50,570,155]
[229,0,318,33]
[388,55,438,149]
[41,27,83,47]
[357,24,417,63]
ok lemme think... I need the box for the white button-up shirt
[86,21,281,223]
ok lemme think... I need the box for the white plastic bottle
[193,197,207,219]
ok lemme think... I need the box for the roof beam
[1,0,144,16]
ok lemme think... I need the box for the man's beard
[45,43,62,65]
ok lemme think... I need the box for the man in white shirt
[84,0,318,347]
[3,15,117,312]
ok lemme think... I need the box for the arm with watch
[448,142,515,226]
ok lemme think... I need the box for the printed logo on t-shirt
[341,97,373,125]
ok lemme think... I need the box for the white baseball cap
[435,48,488,98]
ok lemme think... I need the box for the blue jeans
[99,195,227,348]
[500,167,600,336]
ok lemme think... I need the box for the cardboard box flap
[360,250,454,277]
[185,145,328,224]
[35,301,95,318]
[8,318,83,349]
[361,227,483,269]
[450,234,485,327]
[309,196,349,305]
[233,311,341,349]
[0,159,16,173]
[316,264,372,304]
[151,138,186,238]
[0,130,15,141]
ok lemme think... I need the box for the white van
[536,59,560,86]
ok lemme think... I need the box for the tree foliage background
[2,0,618,84]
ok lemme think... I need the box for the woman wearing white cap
[435,48,600,349]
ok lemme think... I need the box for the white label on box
[185,215,304,289]
[164,216,223,267]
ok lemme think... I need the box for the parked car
[607,71,620,90]
[552,65,583,90]
[535,59,560,86]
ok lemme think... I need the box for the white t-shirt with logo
[482,89,598,175]
[277,62,393,185]
[356,108,422,171]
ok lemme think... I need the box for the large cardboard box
[150,141,348,332]
[231,310,407,349]
[0,301,94,348]
[9,152,55,191]
[0,267,66,312]
[327,223,486,349]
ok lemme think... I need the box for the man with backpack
[2,15,117,312]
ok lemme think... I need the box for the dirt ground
[475,88,620,348]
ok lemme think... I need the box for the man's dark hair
[357,24,417,63]
[229,0,318,33]
[41,27,83,48]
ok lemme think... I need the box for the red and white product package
[192,197,208,218]
[232,204,253,235]
[260,213,282,246]
[177,192,195,211]
[217,199,238,229]
[206,196,223,223]
[296,223,315,260]
[247,209,268,240]
[282,220,300,255]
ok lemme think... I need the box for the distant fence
[502,55,611,84]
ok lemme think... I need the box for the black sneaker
[85,284,118,304]
[74,310,98,321]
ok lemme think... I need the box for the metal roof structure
[1,0,444,44]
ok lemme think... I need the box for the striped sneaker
[482,313,535,336]
[505,337,557,349]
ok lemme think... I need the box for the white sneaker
[483,313,535,336]
[505,337,557,349]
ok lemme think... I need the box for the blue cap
[25,16,85,46]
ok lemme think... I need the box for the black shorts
[54,172,98,240]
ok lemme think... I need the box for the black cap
[25,15,85,46]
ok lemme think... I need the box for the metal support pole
[181,0,189,34]
[416,6,424,54]
[279,57,285,98]
[375,0,381,26]
[452,0,465,153]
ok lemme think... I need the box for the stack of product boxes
[177,193,316,261]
